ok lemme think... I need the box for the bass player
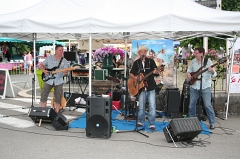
[39,45,69,113]
[129,46,158,131]
[187,47,216,130]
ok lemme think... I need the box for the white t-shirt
[181,47,189,59]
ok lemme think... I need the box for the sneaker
[74,97,81,104]
[137,123,143,127]
[149,125,156,131]
[210,124,215,130]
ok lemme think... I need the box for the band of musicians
[39,44,217,131]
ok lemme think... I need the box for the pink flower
[94,47,125,61]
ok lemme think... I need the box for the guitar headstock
[217,57,227,64]
[157,64,165,72]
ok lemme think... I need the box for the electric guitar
[188,58,227,85]
[42,66,79,82]
[128,65,165,96]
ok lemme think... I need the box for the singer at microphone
[129,46,158,131]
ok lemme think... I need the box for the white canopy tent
[0,0,240,119]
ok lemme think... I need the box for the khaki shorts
[40,83,63,104]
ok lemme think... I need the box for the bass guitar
[42,66,79,82]
[128,65,165,96]
[188,58,227,85]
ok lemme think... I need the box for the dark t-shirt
[130,58,157,91]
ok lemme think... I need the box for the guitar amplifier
[28,107,56,123]
[164,117,202,142]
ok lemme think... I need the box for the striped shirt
[42,55,69,86]
[187,58,217,90]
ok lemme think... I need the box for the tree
[180,0,240,51]
[222,0,240,11]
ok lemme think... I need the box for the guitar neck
[195,63,219,77]
[140,70,154,82]
[51,69,66,75]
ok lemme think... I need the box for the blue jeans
[189,87,215,125]
[138,89,156,127]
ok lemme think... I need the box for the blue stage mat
[69,110,211,134]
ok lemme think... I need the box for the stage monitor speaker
[86,96,112,138]
[28,107,56,123]
[53,113,69,130]
[163,117,202,143]
[166,89,180,117]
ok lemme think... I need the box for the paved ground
[0,66,239,159]
[0,98,239,159]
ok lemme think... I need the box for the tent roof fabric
[0,0,240,40]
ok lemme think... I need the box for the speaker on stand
[166,88,181,118]
[86,96,112,138]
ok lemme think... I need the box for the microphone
[141,55,144,61]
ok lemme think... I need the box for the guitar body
[128,65,165,96]
[188,71,201,85]
[42,67,58,82]
[42,66,79,82]
[128,73,145,96]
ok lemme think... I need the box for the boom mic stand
[197,56,205,121]
[117,68,149,138]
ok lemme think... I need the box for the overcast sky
[0,0,42,14]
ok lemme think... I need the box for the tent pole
[89,34,92,96]
[225,37,238,120]
[124,37,127,86]
[203,37,208,52]
[33,33,37,101]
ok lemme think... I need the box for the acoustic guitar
[128,65,165,96]
[188,58,227,85]
[42,66,79,82]
[51,91,66,109]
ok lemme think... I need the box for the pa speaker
[86,96,112,138]
[163,117,202,143]
[28,107,56,123]
[53,113,68,130]
[166,88,180,117]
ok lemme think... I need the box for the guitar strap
[203,57,208,67]
[57,57,64,68]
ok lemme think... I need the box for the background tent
[0,0,240,41]
[0,0,239,120]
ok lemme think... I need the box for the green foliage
[13,43,30,55]
[222,0,240,11]
[180,0,239,52]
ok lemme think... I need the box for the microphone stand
[117,59,149,138]
[197,56,204,120]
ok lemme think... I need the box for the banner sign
[132,40,174,87]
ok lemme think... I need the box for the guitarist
[187,47,216,130]
[129,46,158,131]
[39,45,69,113]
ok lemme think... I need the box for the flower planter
[102,54,114,71]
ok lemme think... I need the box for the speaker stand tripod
[212,78,225,120]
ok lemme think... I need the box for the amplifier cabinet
[164,117,202,142]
